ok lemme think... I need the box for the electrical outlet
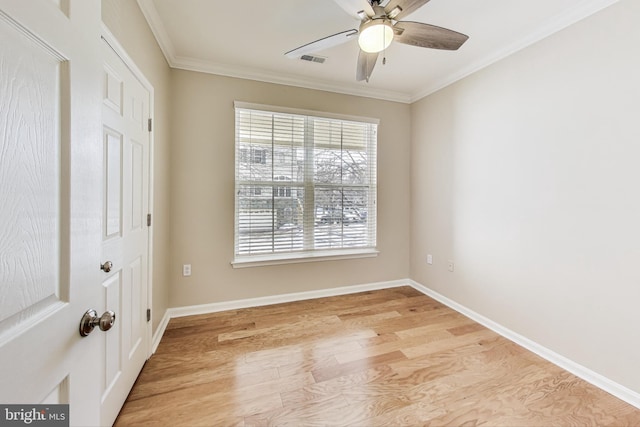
[182,264,191,277]
[447,260,454,272]
[426,254,433,265]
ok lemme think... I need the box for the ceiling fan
[285,0,469,82]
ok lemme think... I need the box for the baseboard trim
[408,279,640,410]
[149,280,408,355]
[150,309,171,355]
[168,279,409,319]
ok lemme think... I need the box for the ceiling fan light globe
[358,20,394,53]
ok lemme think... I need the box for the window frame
[232,102,379,268]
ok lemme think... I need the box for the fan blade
[394,21,468,50]
[356,50,378,82]
[285,29,358,58]
[384,0,430,20]
[333,0,375,20]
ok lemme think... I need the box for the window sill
[231,248,379,268]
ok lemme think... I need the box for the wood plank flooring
[115,287,640,426]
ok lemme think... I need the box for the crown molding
[410,0,621,102]
[137,0,177,64]
[171,55,412,103]
[138,0,620,105]
[137,0,411,103]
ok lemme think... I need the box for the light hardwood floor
[115,287,640,426]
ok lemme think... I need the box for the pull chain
[382,24,388,65]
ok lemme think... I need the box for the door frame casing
[101,24,155,359]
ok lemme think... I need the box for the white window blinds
[234,103,377,262]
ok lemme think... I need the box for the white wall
[411,0,640,394]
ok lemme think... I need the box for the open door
[0,1,104,425]
[99,33,152,426]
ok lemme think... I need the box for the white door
[99,36,151,426]
[0,0,103,426]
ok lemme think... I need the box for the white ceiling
[137,0,618,103]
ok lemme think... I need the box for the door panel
[131,141,144,230]
[104,128,123,238]
[127,256,143,356]
[0,0,102,425]
[104,64,123,115]
[42,378,69,405]
[100,37,151,426]
[0,6,64,332]
[102,272,122,397]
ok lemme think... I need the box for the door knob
[79,309,116,337]
[100,261,113,273]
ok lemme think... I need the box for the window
[238,147,268,164]
[233,102,378,266]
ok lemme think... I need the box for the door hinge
[147,213,152,227]
[146,308,151,322]
[148,118,152,132]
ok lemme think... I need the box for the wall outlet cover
[183,264,192,277]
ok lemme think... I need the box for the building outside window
[233,102,378,266]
